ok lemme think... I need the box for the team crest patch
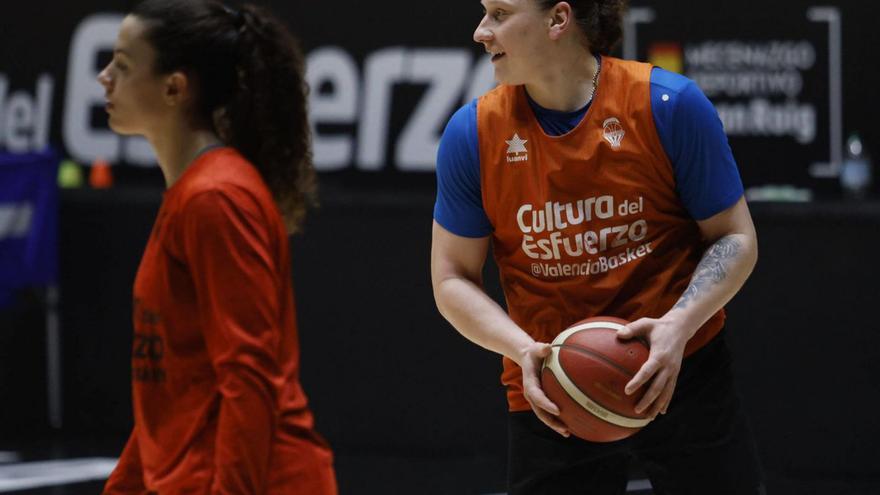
[506,133,528,163]
[602,118,625,149]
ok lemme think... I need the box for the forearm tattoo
[674,236,741,310]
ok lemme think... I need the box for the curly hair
[536,0,628,55]
[132,0,316,233]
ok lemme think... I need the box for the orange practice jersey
[103,148,335,494]
[477,57,725,412]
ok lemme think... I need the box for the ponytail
[536,0,627,55]
[223,5,316,233]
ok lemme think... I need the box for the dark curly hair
[132,0,316,233]
[536,0,628,55]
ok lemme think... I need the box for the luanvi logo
[506,132,528,163]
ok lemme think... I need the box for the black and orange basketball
[541,316,652,442]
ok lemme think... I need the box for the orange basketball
[541,316,652,442]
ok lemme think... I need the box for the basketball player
[98,1,336,493]
[431,0,765,493]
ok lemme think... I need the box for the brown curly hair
[132,0,316,233]
[536,0,628,55]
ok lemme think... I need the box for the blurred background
[1,0,879,494]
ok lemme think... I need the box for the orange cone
[89,158,114,188]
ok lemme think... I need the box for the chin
[107,118,138,136]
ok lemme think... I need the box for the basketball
[541,317,653,442]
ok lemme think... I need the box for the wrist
[660,309,702,341]
[510,337,537,368]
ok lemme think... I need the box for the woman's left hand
[617,316,692,419]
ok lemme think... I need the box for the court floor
[0,457,653,495]
[2,436,879,494]
[0,434,655,495]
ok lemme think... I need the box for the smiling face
[97,15,170,136]
[474,0,555,86]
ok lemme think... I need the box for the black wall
[16,189,874,488]
[723,203,880,479]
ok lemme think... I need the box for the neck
[525,49,599,112]
[147,121,222,188]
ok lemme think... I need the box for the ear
[547,1,573,41]
[163,71,191,107]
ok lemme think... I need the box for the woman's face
[474,0,552,85]
[97,15,169,136]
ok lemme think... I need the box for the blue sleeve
[433,99,493,237]
[650,68,744,221]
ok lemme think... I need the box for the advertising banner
[626,3,845,194]
[1,1,876,195]
[0,150,59,307]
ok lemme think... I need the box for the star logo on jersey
[506,133,529,163]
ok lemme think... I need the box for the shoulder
[443,99,478,141]
[437,99,479,180]
[650,66,693,95]
[477,84,516,104]
[602,56,654,88]
[650,67,715,118]
[649,67,724,154]
[173,148,276,222]
[177,148,268,200]
[475,84,520,120]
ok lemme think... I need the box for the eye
[114,59,128,71]
[491,9,507,20]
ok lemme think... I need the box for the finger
[646,382,668,418]
[625,358,660,395]
[635,369,668,415]
[533,405,570,437]
[647,377,676,418]
[524,383,560,416]
[523,351,561,416]
[659,373,678,415]
[617,318,651,339]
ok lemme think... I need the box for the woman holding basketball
[98,1,335,493]
[431,0,764,493]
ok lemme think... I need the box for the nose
[473,16,492,45]
[97,64,113,91]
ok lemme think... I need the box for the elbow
[741,231,759,279]
[748,229,758,268]
[432,273,480,323]
[750,238,759,273]
[432,277,453,321]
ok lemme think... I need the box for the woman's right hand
[518,342,570,437]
